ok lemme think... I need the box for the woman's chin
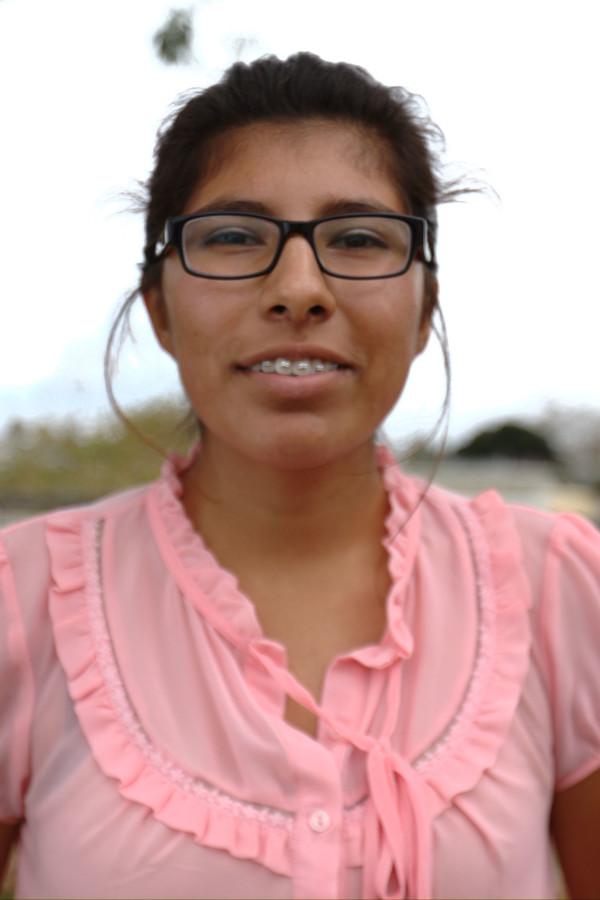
[202,418,376,474]
[238,429,377,474]
[253,442,340,472]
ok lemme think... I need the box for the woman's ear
[416,314,431,356]
[143,287,175,357]
[416,270,438,355]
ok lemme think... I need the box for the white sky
[0,0,598,445]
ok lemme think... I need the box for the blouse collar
[151,443,422,663]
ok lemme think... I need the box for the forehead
[187,119,405,212]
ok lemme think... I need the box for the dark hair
[106,52,465,451]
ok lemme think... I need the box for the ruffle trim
[378,446,422,658]
[413,488,533,817]
[46,512,294,877]
[147,459,261,647]
[147,444,422,659]
[45,452,534,876]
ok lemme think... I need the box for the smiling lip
[240,366,352,400]
[235,345,353,370]
[234,346,353,399]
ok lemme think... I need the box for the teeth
[292,359,313,376]
[249,357,341,376]
[274,358,293,375]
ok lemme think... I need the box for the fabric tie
[249,648,432,899]
[361,737,432,900]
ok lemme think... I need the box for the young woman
[1,53,599,900]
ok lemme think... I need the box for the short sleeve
[0,537,35,822]
[539,514,600,790]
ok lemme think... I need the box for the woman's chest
[29,530,557,899]
[248,579,390,738]
[23,655,558,900]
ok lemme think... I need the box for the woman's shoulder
[418,474,599,572]
[0,480,162,826]
[0,482,153,587]
[401,472,600,632]
[407,476,600,795]
[383,451,599,602]
[0,480,158,714]
[1,481,151,534]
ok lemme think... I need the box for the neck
[181,436,389,564]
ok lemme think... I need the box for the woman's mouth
[235,354,353,399]
[244,357,346,376]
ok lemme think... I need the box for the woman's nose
[258,235,337,324]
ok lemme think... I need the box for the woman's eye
[203,228,262,246]
[330,230,387,249]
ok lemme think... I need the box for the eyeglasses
[159,211,432,280]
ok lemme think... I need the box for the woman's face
[145,120,431,471]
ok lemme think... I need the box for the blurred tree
[538,404,600,486]
[456,422,558,462]
[152,4,256,65]
[153,8,194,64]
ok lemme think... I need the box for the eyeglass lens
[180,215,413,277]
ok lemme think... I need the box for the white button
[308,809,331,833]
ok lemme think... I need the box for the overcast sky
[1,0,598,445]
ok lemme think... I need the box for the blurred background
[0,0,599,524]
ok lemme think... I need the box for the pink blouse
[1,447,599,900]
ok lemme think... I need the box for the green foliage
[152,8,194,64]
[0,399,194,510]
[456,421,558,462]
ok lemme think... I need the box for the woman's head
[143,117,432,470]
[108,52,456,464]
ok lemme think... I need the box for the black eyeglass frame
[158,211,432,281]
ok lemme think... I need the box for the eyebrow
[192,199,270,215]
[189,197,403,217]
[319,199,401,216]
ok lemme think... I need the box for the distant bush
[0,399,193,509]
[455,422,558,462]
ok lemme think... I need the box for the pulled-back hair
[107,52,464,450]
[141,53,446,288]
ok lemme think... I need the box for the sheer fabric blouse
[1,447,600,900]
